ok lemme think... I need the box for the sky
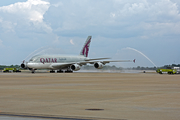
[0,0,180,67]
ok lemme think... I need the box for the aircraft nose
[27,62,36,69]
[27,62,31,68]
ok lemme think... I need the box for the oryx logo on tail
[80,36,92,57]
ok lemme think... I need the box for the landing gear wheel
[32,70,35,73]
[57,70,64,73]
[50,70,55,73]
[65,70,73,73]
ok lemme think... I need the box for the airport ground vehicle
[156,68,177,74]
[3,68,21,72]
[173,67,180,74]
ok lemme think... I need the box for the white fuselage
[21,36,133,73]
[27,55,87,70]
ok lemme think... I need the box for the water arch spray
[125,47,157,67]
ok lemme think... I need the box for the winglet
[133,59,136,63]
[80,36,92,57]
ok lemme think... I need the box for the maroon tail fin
[80,36,92,57]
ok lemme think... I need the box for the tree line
[0,65,20,70]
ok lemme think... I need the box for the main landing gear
[30,69,36,74]
[30,69,73,74]
[57,70,63,73]
[50,70,55,73]
[65,70,73,73]
[65,68,73,73]
[49,69,73,73]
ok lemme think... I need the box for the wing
[85,58,110,61]
[99,59,135,64]
[50,59,135,69]
[50,63,80,69]
[50,61,92,69]
[50,58,112,69]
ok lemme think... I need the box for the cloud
[0,0,180,66]
[52,2,63,8]
[0,0,51,35]
[108,0,180,37]
[70,39,75,45]
[43,0,180,38]
[0,0,53,51]
[0,0,50,22]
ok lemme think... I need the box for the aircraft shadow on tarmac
[0,112,126,120]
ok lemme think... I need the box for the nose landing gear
[31,69,35,73]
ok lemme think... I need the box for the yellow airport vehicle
[3,68,21,73]
[156,68,177,74]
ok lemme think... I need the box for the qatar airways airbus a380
[21,36,135,73]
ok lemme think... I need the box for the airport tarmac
[0,72,180,120]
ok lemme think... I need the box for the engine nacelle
[21,63,28,69]
[94,62,104,69]
[71,64,81,71]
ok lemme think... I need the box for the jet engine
[71,64,81,71]
[94,62,104,69]
[21,61,28,69]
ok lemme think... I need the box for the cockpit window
[29,55,41,62]
[29,57,37,62]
